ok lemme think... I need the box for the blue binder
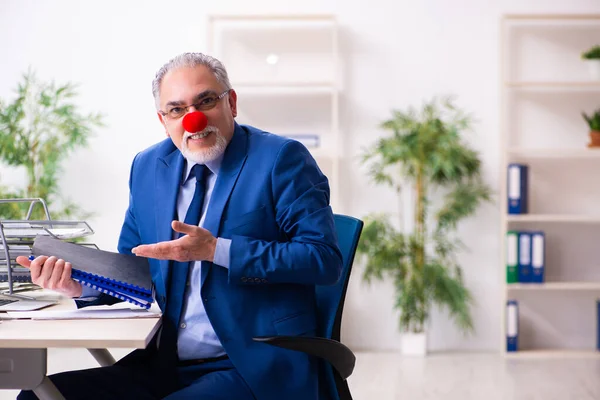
[507,164,528,214]
[518,232,532,283]
[530,231,545,283]
[31,236,153,309]
[506,300,519,352]
[597,300,600,351]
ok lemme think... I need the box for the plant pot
[401,331,427,356]
[586,60,600,81]
[588,131,600,148]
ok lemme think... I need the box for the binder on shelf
[531,231,545,283]
[518,232,532,283]
[506,231,519,283]
[597,300,600,352]
[506,300,519,352]
[507,163,528,214]
[31,236,153,309]
[597,300,600,351]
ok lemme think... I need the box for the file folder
[31,236,153,309]
[597,300,600,351]
[506,300,518,352]
[531,231,545,284]
[518,232,532,283]
[507,164,528,214]
[506,231,519,283]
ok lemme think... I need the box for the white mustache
[185,126,217,139]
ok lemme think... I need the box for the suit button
[180,323,186,329]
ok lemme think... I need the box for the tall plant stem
[414,164,426,332]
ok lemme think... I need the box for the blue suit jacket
[114,123,343,400]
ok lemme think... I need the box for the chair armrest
[252,335,355,379]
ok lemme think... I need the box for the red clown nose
[182,111,208,133]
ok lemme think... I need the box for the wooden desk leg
[33,376,66,400]
[87,348,116,366]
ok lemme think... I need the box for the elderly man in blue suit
[17,52,342,400]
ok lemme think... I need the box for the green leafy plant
[583,109,600,131]
[582,45,600,60]
[0,69,104,220]
[357,96,492,335]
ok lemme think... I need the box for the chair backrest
[315,214,363,400]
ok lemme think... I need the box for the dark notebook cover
[31,236,151,291]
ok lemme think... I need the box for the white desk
[0,293,161,400]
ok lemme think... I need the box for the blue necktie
[160,163,208,358]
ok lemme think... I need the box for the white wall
[1,0,599,352]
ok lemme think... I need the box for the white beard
[180,125,228,164]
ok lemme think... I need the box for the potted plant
[357,96,492,356]
[583,108,600,148]
[0,69,104,220]
[582,45,600,80]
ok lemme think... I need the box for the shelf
[233,84,337,95]
[500,13,600,360]
[507,148,600,159]
[209,13,342,213]
[504,14,600,20]
[507,282,600,291]
[507,214,600,223]
[504,82,600,91]
[503,18,600,29]
[505,349,600,359]
[209,15,336,31]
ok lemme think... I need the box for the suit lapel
[155,148,185,296]
[201,124,248,287]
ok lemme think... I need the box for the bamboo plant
[357,96,492,335]
[0,69,104,220]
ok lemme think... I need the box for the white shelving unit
[508,282,600,291]
[507,214,600,223]
[207,15,342,212]
[500,14,600,358]
[505,349,600,359]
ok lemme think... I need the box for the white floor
[1,350,599,399]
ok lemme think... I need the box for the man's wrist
[73,284,83,298]
[209,236,218,262]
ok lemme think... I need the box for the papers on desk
[6,307,161,320]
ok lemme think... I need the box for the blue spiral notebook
[31,236,153,309]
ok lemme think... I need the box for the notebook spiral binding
[71,269,152,309]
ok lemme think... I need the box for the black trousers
[17,349,255,400]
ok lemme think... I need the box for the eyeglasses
[159,89,231,120]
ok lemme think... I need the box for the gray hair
[152,52,232,109]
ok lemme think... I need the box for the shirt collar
[181,153,224,185]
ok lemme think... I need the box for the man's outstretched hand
[132,221,217,262]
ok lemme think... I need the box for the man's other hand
[131,221,217,262]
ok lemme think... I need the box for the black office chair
[253,214,363,400]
